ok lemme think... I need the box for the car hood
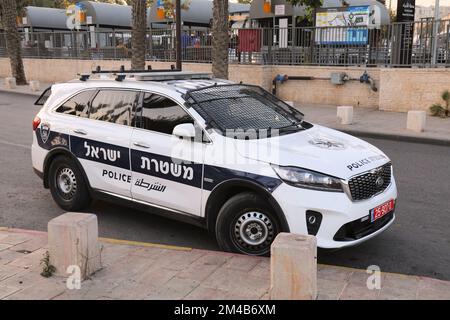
[233,125,390,180]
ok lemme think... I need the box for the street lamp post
[431,0,440,66]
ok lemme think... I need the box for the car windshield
[184,84,308,136]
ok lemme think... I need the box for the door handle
[133,142,150,149]
[73,129,87,135]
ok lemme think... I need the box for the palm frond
[430,104,444,116]
[441,90,450,109]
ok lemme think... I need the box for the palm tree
[0,0,27,85]
[212,0,229,79]
[131,0,147,70]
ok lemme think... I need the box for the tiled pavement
[1,228,450,300]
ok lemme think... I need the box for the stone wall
[1,58,449,113]
[379,68,450,112]
[272,66,380,108]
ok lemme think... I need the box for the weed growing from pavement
[40,251,56,278]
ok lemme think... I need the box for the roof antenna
[79,74,90,81]
[115,74,126,82]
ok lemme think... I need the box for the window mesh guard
[184,84,304,132]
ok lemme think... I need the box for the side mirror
[172,123,196,139]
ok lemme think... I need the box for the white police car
[31,69,397,256]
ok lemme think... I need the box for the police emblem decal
[308,138,346,150]
[40,123,51,144]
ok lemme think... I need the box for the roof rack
[83,65,211,82]
[92,64,180,75]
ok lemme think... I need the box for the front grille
[333,211,394,241]
[348,163,392,201]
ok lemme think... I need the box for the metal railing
[1,19,449,67]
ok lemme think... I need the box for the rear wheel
[215,192,280,256]
[48,155,91,211]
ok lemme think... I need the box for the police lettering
[102,169,131,183]
[85,141,121,162]
[347,158,371,171]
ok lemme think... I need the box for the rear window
[34,87,52,106]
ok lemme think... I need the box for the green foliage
[286,0,323,22]
[429,90,450,118]
[286,0,323,9]
[442,90,450,105]
[40,251,56,278]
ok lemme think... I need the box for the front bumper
[33,167,44,180]
[272,176,398,249]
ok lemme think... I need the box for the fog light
[306,210,322,236]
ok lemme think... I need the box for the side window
[55,91,93,117]
[140,92,194,135]
[89,90,139,126]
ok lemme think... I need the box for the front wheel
[215,192,281,256]
[48,155,91,211]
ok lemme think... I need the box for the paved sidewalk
[0,79,48,97]
[298,103,450,145]
[1,79,449,145]
[1,227,450,300]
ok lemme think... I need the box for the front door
[130,92,204,216]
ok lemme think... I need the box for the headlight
[271,165,343,192]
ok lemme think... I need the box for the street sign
[397,0,416,22]
[395,0,416,65]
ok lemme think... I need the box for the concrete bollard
[407,111,426,133]
[5,77,16,89]
[48,212,101,280]
[337,106,353,125]
[29,80,40,92]
[270,233,317,300]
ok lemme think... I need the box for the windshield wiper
[277,120,305,132]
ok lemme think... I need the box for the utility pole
[175,0,182,70]
[431,0,440,66]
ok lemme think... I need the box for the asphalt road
[1,92,450,280]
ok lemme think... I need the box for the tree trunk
[1,0,27,85]
[212,0,229,79]
[131,0,147,70]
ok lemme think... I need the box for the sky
[415,0,450,5]
[227,0,450,6]
[385,0,450,13]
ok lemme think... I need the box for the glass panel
[141,93,193,135]
[89,90,138,126]
[55,90,93,117]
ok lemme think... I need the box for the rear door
[69,89,139,197]
[130,91,204,216]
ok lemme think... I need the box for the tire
[48,155,91,211]
[215,192,281,256]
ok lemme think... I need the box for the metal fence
[1,19,449,67]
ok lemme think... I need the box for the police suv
[31,69,397,256]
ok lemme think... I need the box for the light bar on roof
[134,71,213,81]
